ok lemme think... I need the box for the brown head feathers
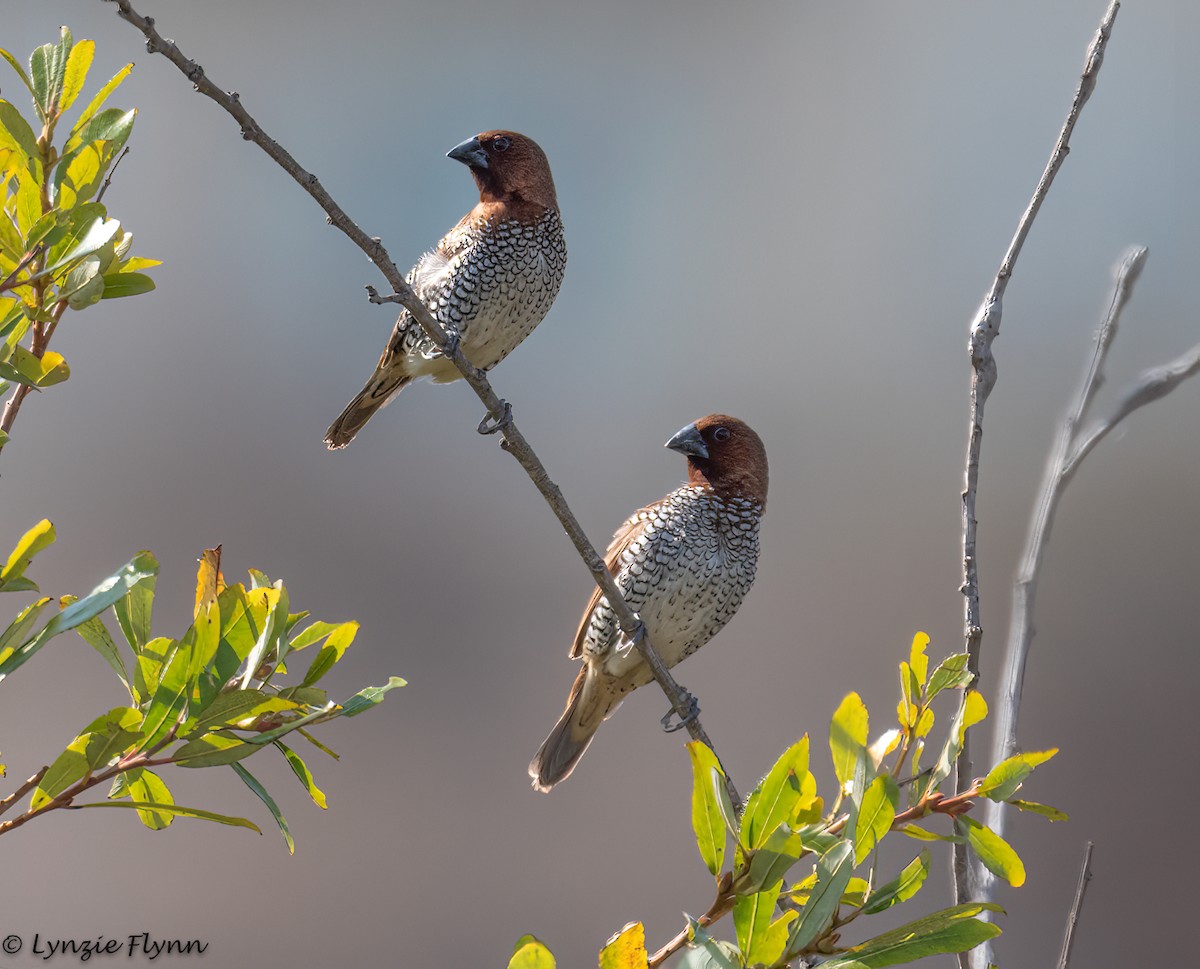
[667,414,768,506]
[451,130,558,219]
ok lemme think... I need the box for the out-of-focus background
[2,1,1195,966]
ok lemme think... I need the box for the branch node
[365,285,402,306]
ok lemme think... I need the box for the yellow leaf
[599,922,648,969]
[509,936,555,969]
[194,546,225,617]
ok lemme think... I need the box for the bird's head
[666,414,769,506]
[447,130,557,211]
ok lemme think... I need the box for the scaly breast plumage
[586,489,761,675]
[400,214,565,369]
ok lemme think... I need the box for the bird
[325,130,566,448]
[529,414,768,792]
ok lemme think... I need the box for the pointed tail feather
[324,371,412,449]
[529,665,620,792]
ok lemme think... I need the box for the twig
[1056,842,1095,969]
[95,145,131,204]
[0,300,70,448]
[0,244,43,295]
[955,0,1121,926]
[101,0,741,811]
[0,766,48,819]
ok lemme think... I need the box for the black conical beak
[447,136,488,169]
[665,422,708,459]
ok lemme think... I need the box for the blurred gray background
[2,1,1195,966]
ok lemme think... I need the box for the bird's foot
[439,329,461,359]
[616,618,648,658]
[477,400,513,435]
[661,689,700,733]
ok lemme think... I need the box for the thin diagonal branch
[983,247,1145,856]
[955,0,1121,926]
[979,248,1200,910]
[101,0,741,810]
[1056,842,1095,969]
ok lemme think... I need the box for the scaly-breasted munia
[530,415,768,791]
[325,130,566,448]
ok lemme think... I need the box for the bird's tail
[324,370,412,449]
[529,665,620,792]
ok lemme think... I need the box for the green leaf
[138,638,193,749]
[68,800,261,833]
[599,921,648,969]
[187,689,299,736]
[71,610,132,700]
[927,653,972,700]
[680,921,740,969]
[68,63,133,147]
[30,215,122,283]
[743,735,812,850]
[687,741,728,876]
[862,851,930,915]
[738,822,806,895]
[508,936,555,969]
[1,518,55,590]
[118,767,174,830]
[0,596,52,653]
[819,904,1002,969]
[0,100,41,179]
[0,551,158,683]
[31,706,143,810]
[896,824,965,845]
[979,749,1057,802]
[99,271,155,299]
[1007,799,1068,821]
[288,619,342,650]
[60,39,94,114]
[956,816,1025,887]
[232,762,293,854]
[52,108,136,208]
[174,731,255,768]
[830,693,869,796]
[927,690,987,794]
[338,675,406,717]
[31,29,71,119]
[114,568,156,652]
[784,840,855,959]
[300,620,359,687]
[275,741,327,809]
[0,346,71,387]
[734,879,782,967]
[854,774,898,864]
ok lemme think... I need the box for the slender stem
[0,766,48,818]
[102,0,741,811]
[1056,842,1095,969]
[955,1,1122,930]
[0,244,43,295]
[95,146,131,204]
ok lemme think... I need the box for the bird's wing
[569,503,658,659]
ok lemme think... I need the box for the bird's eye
[493,136,512,152]
[713,427,731,442]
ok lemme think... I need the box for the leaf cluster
[0,522,403,850]
[517,634,1064,969]
[0,28,157,443]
